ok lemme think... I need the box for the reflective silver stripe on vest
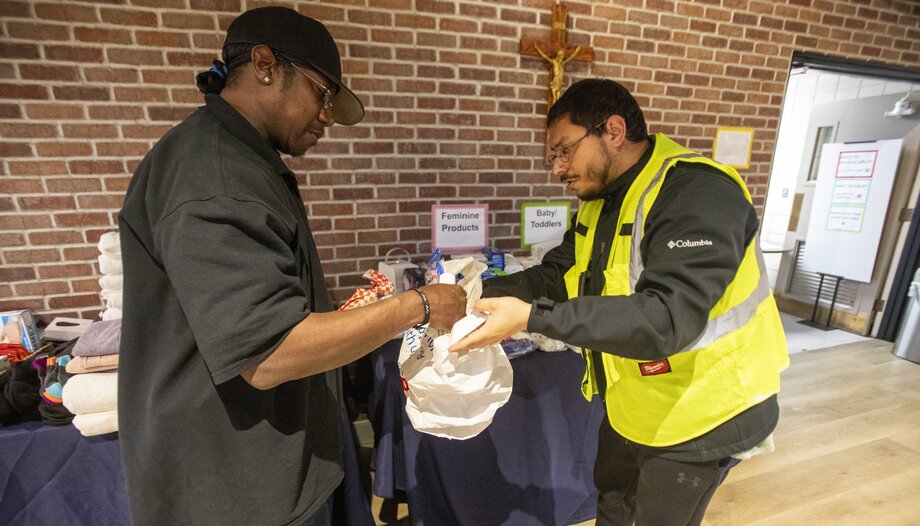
[628,154,771,353]
[676,245,772,352]
[629,153,698,291]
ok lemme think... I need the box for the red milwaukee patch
[639,359,671,376]
[401,377,410,392]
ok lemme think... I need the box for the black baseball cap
[223,6,365,125]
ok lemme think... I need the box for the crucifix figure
[519,3,594,107]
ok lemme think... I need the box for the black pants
[594,415,736,526]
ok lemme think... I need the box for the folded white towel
[102,307,122,321]
[102,292,123,310]
[99,274,123,291]
[62,371,117,414]
[73,410,118,437]
[97,231,121,257]
[98,254,123,275]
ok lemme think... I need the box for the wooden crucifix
[519,2,594,107]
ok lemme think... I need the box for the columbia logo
[667,239,713,249]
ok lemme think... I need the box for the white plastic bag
[398,258,513,439]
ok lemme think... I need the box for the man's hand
[419,284,467,331]
[448,297,530,352]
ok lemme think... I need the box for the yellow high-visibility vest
[564,133,789,447]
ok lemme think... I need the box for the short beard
[577,149,614,201]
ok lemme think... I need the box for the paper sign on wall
[520,202,571,248]
[802,140,902,283]
[713,127,754,168]
[432,204,489,253]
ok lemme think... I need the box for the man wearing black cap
[117,6,466,526]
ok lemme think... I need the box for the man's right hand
[418,284,466,331]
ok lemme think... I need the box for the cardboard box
[0,309,42,352]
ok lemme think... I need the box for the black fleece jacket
[483,136,778,461]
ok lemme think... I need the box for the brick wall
[2,0,919,320]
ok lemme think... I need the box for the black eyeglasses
[545,119,607,167]
[288,62,334,110]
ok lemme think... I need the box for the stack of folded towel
[62,319,120,436]
[97,231,123,321]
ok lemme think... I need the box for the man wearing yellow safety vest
[450,78,789,525]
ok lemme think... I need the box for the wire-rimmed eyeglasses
[288,62,334,111]
[545,119,607,167]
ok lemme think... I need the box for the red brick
[96,141,151,156]
[189,0,240,11]
[63,246,100,261]
[62,124,119,139]
[18,195,76,211]
[14,281,70,296]
[53,86,111,101]
[84,67,141,84]
[74,26,132,44]
[28,230,84,245]
[77,195,125,209]
[88,105,145,120]
[100,7,159,26]
[0,83,49,100]
[45,178,103,193]
[24,104,85,119]
[4,248,62,264]
[71,278,102,294]
[192,33,223,49]
[35,3,99,23]
[6,22,71,41]
[0,42,39,59]
[0,1,30,17]
[0,123,59,138]
[161,12,216,30]
[37,263,95,279]
[107,48,164,65]
[0,142,33,157]
[48,294,103,310]
[68,160,126,175]
[0,104,22,118]
[0,266,37,282]
[0,299,46,313]
[44,45,104,63]
[136,31,191,48]
[53,212,112,228]
[35,142,94,157]
[122,123,174,139]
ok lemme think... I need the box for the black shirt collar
[203,94,291,176]
[601,135,656,201]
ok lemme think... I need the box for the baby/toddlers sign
[520,202,570,248]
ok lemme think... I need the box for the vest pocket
[602,265,631,296]
[564,266,581,298]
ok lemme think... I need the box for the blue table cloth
[1,410,373,525]
[371,340,606,525]
[0,421,128,525]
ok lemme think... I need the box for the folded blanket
[102,308,122,321]
[97,231,121,257]
[99,274,123,291]
[98,254,122,275]
[101,292,123,310]
[72,409,118,436]
[72,320,120,357]
[62,371,117,414]
[65,354,118,374]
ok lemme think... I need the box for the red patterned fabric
[339,269,396,311]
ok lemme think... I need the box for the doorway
[762,51,920,337]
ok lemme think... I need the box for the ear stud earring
[263,76,271,84]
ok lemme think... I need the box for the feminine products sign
[431,204,488,252]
